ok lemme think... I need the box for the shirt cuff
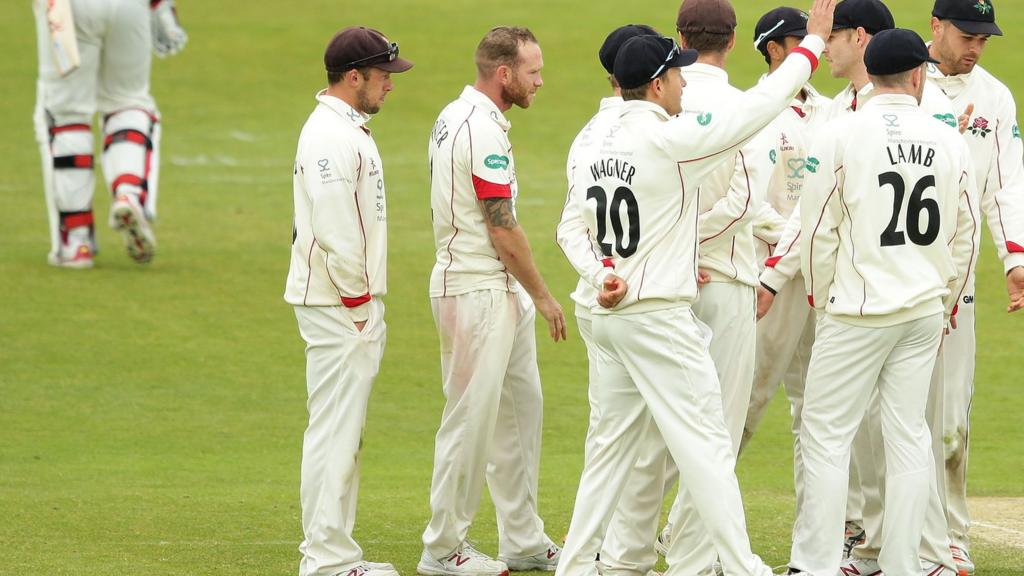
[759,267,790,294]
[1004,253,1024,275]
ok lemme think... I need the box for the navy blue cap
[932,0,1002,36]
[833,0,895,35]
[753,7,809,54]
[599,25,660,75]
[865,28,940,75]
[613,36,699,90]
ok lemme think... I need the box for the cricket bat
[43,0,80,76]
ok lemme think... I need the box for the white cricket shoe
[921,560,957,576]
[418,543,509,576]
[499,542,560,571]
[49,227,94,269]
[337,561,401,576]
[843,521,866,558]
[654,523,672,557]
[110,194,155,264]
[949,546,974,576]
[836,557,881,576]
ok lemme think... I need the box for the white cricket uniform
[740,83,832,527]
[663,63,775,573]
[789,94,979,576]
[33,0,162,258]
[555,36,825,576]
[284,92,389,576]
[423,86,550,560]
[763,82,961,568]
[927,62,1024,552]
[556,96,671,576]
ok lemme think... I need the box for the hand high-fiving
[805,0,838,40]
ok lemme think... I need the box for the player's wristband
[760,282,777,296]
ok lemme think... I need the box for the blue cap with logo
[932,0,1002,36]
[613,36,699,90]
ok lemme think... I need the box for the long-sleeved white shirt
[761,80,958,292]
[570,35,825,314]
[428,86,521,298]
[679,63,770,287]
[800,94,979,327]
[557,97,621,310]
[928,62,1024,273]
[284,92,387,321]
[751,82,832,268]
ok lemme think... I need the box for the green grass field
[1,1,1022,574]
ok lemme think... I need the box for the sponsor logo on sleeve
[805,156,820,173]
[769,149,777,164]
[484,154,510,170]
[697,112,712,126]
[968,116,992,138]
[1014,125,1021,139]
[933,113,957,128]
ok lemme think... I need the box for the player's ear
[496,64,512,86]
[727,31,736,52]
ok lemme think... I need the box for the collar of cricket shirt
[863,93,919,110]
[925,61,972,100]
[460,85,512,132]
[842,81,875,111]
[316,90,371,130]
[620,99,673,122]
[682,62,729,84]
[599,96,623,113]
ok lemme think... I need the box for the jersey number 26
[878,172,940,247]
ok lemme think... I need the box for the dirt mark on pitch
[969,497,1024,548]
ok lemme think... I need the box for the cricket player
[656,0,779,568]
[925,1,1024,572]
[787,28,978,576]
[738,5,832,536]
[556,2,836,575]
[284,26,413,576]
[753,3,962,566]
[33,0,187,267]
[420,26,565,576]
[556,23,674,576]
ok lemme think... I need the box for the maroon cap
[324,27,414,74]
[676,0,737,34]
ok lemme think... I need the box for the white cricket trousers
[557,305,768,576]
[33,0,161,256]
[294,301,387,576]
[741,275,815,523]
[576,306,672,576]
[791,312,943,576]
[938,299,975,550]
[666,281,756,570]
[423,290,549,559]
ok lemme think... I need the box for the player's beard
[502,76,534,109]
[356,84,382,115]
[933,39,977,76]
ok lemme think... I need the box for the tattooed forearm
[481,198,518,229]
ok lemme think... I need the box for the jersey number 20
[587,185,639,258]
[878,172,940,247]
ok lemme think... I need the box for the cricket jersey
[285,91,387,320]
[761,81,958,293]
[428,86,520,297]
[751,83,832,267]
[800,94,979,327]
[572,35,825,314]
[558,97,622,309]
[929,62,1024,273]
[680,63,771,288]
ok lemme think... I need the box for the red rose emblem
[973,117,989,130]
